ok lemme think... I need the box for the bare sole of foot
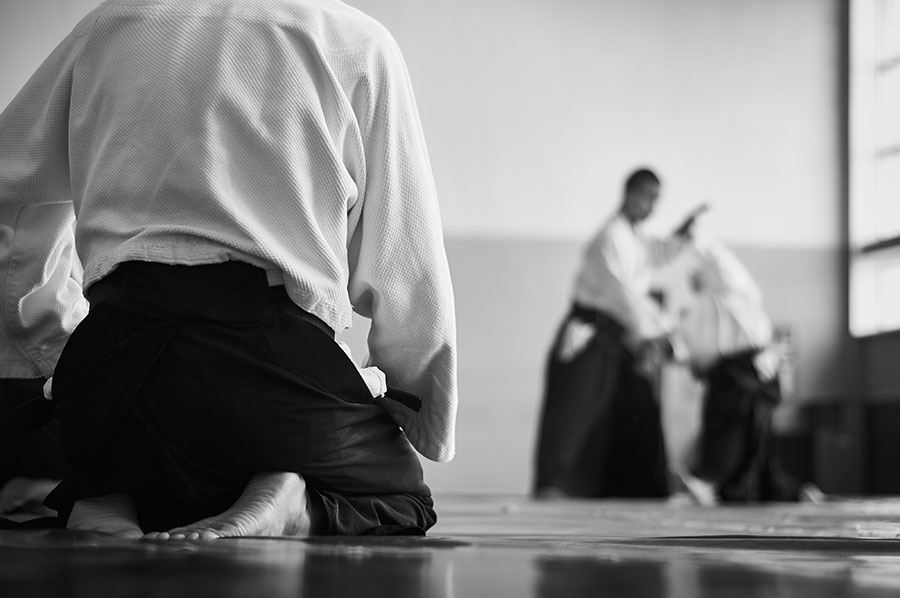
[799,483,827,504]
[143,472,311,541]
[0,477,60,515]
[674,470,719,507]
[68,494,143,539]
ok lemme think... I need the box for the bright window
[850,0,900,336]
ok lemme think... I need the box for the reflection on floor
[3,493,900,597]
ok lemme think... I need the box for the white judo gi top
[0,0,458,462]
[572,213,683,349]
[676,240,775,376]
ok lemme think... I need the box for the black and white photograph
[1,0,899,596]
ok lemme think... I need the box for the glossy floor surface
[3,494,900,597]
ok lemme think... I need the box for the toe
[162,526,193,539]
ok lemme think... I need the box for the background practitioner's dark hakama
[693,351,801,502]
[42,261,435,535]
[534,306,669,498]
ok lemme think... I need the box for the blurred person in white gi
[675,238,820,504]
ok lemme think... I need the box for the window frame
[849,0,900,337]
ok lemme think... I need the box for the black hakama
[0,378,65,489]
[693,351,801,502]
[533,305,669,498]
[41,261,434,535]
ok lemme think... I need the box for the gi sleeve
[0,27,91,377]
[345,32,458,463]
[596,229,672,347]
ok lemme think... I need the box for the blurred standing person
[533,168,699,498]
[674,238,820,504]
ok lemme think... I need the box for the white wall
[352,0,842,249]
[3,0,842,249]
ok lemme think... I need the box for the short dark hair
[624,168,660,194]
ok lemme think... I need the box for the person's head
[620,168,661,224]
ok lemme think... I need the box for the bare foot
[144,472,311,541]
[0,477,59,514]
[68,494,144,539]
[799,483,827,504]
[673,470,719,507]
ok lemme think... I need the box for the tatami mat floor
[3,493,900,597]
